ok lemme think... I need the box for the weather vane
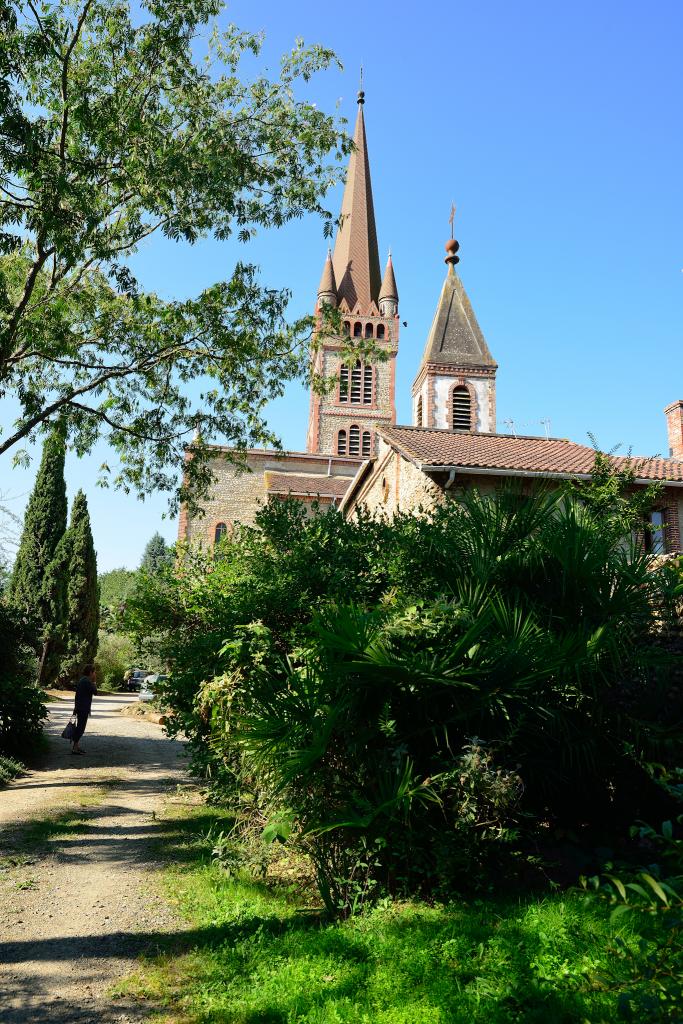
[448,202,456,239]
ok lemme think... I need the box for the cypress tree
[9,430,67,645]
[57,490,100,684]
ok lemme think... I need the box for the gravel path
[0,693,192,1023]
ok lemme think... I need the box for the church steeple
[331,89,382,314]
[306,86,399,457]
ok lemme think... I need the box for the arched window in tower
[353,321,362,338]
[416,396,423,427]
[363,365,373,404]
[452,386,472,430]
[339,364,349,402]
[350,360,362,403]
[214,522,228,544]
[364,323,373,339]
[376,324,385,340]
[343,321,350,336]
[361,430,372,457]
[337,429,347,455]
[349,424,361,456]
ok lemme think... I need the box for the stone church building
[179,89,683,555]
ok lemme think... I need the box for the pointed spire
[379,250,398,302]
[317,247,337,304]
[331,92,381,313]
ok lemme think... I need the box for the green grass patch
[113,804,659,1024]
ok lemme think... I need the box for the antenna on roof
[503,418,516,438]
[540,418,551,439]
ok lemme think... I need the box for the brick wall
[665,401,683,460]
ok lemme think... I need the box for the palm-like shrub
[203,490,678,910]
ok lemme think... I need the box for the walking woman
[71,664,97,755]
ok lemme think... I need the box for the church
[178,89,683,555]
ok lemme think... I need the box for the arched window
[416,396,423,427]
[337,429,347,455]
[353,321,362,338]
[350,360,362,403]
[361,430,372,457]
[376,324,385,340]
[363,365,373,404]
[214,522,228,544]
[364,322,373,339]
[452,386,472,430]
[349,424,361,456]
[339,364,349,402]
[343,321,350,336]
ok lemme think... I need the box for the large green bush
[0,603,46,756]
[127,489,682,911]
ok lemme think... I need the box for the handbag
[61,716,77,741]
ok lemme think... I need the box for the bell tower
[412,219,497,433]
[306,89,399,458]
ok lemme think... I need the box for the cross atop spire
[330,92,381,314]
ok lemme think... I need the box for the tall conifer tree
[57,491,100,683]
[9,430,67,642]
[140,533,172,575]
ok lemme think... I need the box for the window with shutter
[349,424,360,456]
[452,386,472,430]
[337,429,347,455]
[363,365,373,404]
[361,431,371,457]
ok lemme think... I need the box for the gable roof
[417,268,496,371]
[331,98,382,314]
[377,425,683,483]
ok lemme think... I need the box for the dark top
[74,675,96,716]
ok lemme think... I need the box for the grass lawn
[112,801,662,1024]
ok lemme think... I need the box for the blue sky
[2,0,682,571]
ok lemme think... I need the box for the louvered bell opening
[350,362,362,403]
[416,396,423,427]
[363,366,373,404]
[361,431,371,457]
[452,387,472,430]
[349,424,360,456]
[339,365,349,403]
[337,429,347,455]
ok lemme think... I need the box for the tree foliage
[0,601,46,754]
[127,489,682,912]
[0,0,353,509]
[140,532,171,575]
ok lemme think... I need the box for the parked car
[124,668,148,693]
[138,673,168,703]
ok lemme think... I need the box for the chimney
[665,400,683,460]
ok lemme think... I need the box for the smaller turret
[317,248,337,309]
[378,251,398,318]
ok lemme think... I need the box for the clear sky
[2,0,682,571]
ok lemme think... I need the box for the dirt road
[0,693,191,1023]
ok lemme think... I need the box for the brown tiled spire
[317,247,337,305]
[379,251,398,302]
[331,89,381,314]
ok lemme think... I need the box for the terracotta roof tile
[264,471,352,498]
[378,425,683,483]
